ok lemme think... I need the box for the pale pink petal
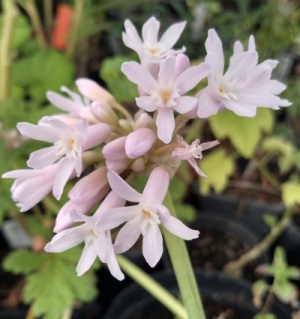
[122,20,143,56]
[176,63,210,94]
[260,80,286,95]
[242,64,271,88]
[107,170,142,202]
[105,159,128,173]
[233,40,243,56]
[76,241,98,276]
[200,140,220,151]
[125,128,156,159]
[205,29,224,76]
[94,191,125,216]
[27,146,59,169]
[114,223,141,253]
[159,205,199,240]
[248,35,256,51]
[156,108,175,144]
[46,91,78,113]
[158,56,176,84]
[52,159,75,200]
[188,158,207,177]
[44,226,86,253]
[142,17,160,45]
[106,249,125,281]
[98,206,137,230]
[222,99,257,117]
[69,168,108,202]
[121,61,156,94]
[84,123,112,150]
[160,21,186,49]
[102,136,127,160]
[142,224,163,267]
[279,99,292,107]
[226,51,258,81]
[17,122,57,142]
[197,90,221,118]
[74,153,82,176]
[172,148,192,160]
[76,78,113,102]
[143,167,169,203]
[173,96,197,113]
[175,54,190,77]
[136,96,157,112]
[236,89,281,108]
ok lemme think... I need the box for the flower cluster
[3,17,290,280]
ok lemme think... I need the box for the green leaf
[252,279,270,308]
[282,181,300,207]
[199,149,235,194]
[100,56,138,102]
[12,50,75,103]
[273,281,298,303]
[169,177,187,201]
[3,250,47,274]
[261,136,295,173]
[0,15,31,50]
[209,108,274,158]
[23,253,98,319]
[285,266,300,280]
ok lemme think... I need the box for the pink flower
[98,167,199,267]
[197,29,291,118]
[122,17,186,65]
[2,161,69,211]
[45,206,124,280]
[17,116,111,181]
[122,56,209,143]
[172,136,219,177]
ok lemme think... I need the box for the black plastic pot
[183,212,270,282]
[191,193,285,241]
[103,270,291,319]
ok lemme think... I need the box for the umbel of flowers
[3,16,290,300]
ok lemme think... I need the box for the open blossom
[2,161,67,212]
[122,16,186,65]
[122,55,209,143]
[17,116,111,178]
[172,136,219,177]
[98,167,199,267]
[45,206,124,280]
[197,29,291,118]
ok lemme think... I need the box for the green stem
[117,255,188,319]
[23,0,47,49]
[0,0,18,102]
[223,208,294,276]
[66,0,85,58]
[162,192,206,319]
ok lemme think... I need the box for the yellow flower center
[142,209,151,219]
[160,90,171,105]
[219,86,225,93]
[69,139,75,147]
[149,48,158,55]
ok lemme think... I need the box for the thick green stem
[0,0,18,101]
[117,255,188,319]
[162,192,206,319]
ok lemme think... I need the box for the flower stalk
[0,0,18,102]
[117,254,188,319]
[162,192,206,319]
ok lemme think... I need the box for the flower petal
[107,170,142,202]
[159,205,199,240]
[136,96,157,112]
[27,146,60,169]
[98,206,137,230]
[76,241,98,276]
[121,61,156,94]
[143,167,169,203]
[114,222,141,253]
[17,122,57,142]
[160,21,186,49]
[173,96,197,114]
[176,63,210,94]
[197,89,220,118]
[76,78,113,102]
[142,224,163,267]
[142,17,160,45]
[156,108,175,144]
[205,29,224,76]
[158,56,176,84]
[125,128,156,159]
